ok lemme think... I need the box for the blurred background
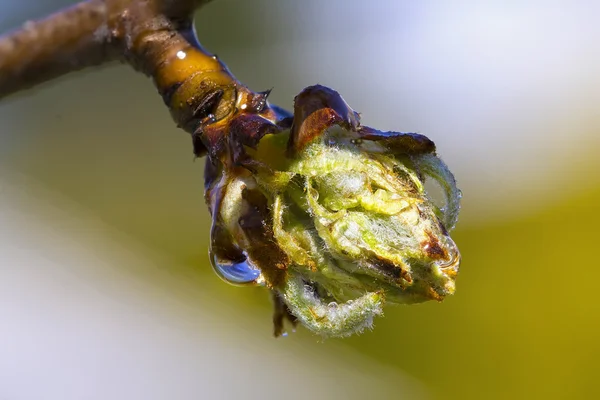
[1,0,600,399]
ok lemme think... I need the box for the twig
[0,0,273,157]
[0,0,211,99]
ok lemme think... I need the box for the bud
[204,85,461,337]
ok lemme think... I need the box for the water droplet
[203,113,217,124]
[328,302,338,309]
[211,255,262,285]
[253,100,266,112]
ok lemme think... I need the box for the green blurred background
[1,1,599,399]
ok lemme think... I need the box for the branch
[0,0,211,99]
[0,0,275,156]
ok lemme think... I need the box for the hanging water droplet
[253,99,266,112]
[211,254,262,285]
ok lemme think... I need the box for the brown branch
[0,0,212,99]
[0,0,288,158]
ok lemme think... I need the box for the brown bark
[0,0,211,99]
[0,0,290,158]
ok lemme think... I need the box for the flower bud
[204,85,461,337]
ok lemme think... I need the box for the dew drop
[253,99,266,112]
[211,255,262,285]
[203,113,217,124]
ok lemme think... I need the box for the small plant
[0,0,461,337]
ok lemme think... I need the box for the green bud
[204,85,461,337]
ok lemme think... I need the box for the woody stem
[0,0,212,99]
